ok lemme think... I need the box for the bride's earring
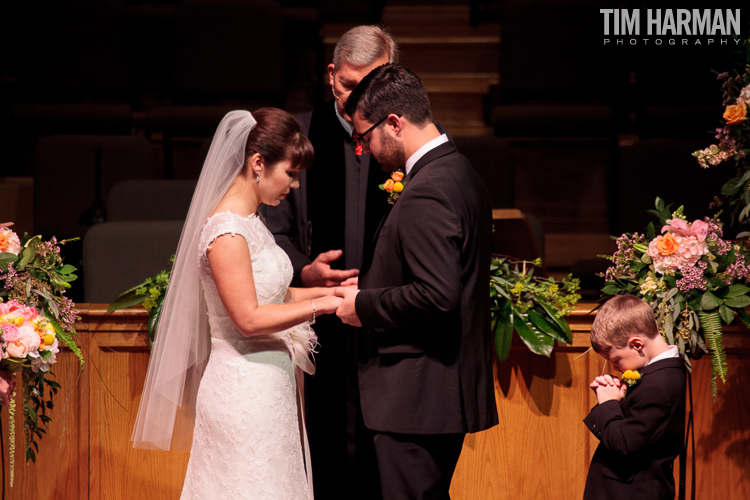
[256,175,260,183]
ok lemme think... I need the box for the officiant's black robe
[263,99,387,499]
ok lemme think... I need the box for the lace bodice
[198,211,293,330]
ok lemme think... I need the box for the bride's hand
[314,294,343,315]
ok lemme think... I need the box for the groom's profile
[337,64,499,499]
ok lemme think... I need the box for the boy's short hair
[590,295,659,351]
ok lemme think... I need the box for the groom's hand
[301,249,359,287]
[335,286,362,327]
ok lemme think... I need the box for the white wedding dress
[180,211,314,500]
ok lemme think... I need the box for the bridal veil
[132,110,257,450]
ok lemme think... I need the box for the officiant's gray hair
[332,25,399,70]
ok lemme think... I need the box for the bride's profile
[131,108,341,499]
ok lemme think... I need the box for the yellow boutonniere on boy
[380,171,405,204]
[621,370,642,387]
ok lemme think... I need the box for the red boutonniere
[380,171,405,205]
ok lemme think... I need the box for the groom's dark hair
[345,64,432,128]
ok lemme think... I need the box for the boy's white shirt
[647,345,680,365]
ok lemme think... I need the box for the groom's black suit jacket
[355,140,499,435]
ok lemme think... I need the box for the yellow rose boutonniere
[621,370,642,387]
[379,171,406,205]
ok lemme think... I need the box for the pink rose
[1,323,20,342]
[0,301,39,321]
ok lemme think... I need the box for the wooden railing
[2,304,748,499]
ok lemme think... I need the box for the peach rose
[391,171,404,182]
[383,179,395,193]
[6,339,28,358]
[655,234,679,256]
[723,102,747,125]
[0,227,20,255]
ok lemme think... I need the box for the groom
[336,64,499,499]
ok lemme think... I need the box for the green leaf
[724,295,750,308]
[35,289,60,318]
[28,406,39,427]
[493,300,513,363]
[601,284,619,296]
[723,284,750,298]
[59,264,77,274]
[700,291,723,310]
[721,176,744,196]
[147,298,164,350]
[0,252,18,267]
[512,309,555,357]
[536,299,573,343]
[655,196,665,211]
[16,245,36,271]
[107,290,145,313]
[719,304,734,324]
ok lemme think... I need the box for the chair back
[82,221,183,303]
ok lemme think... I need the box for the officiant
[262,25,398,500]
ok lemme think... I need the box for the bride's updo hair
[244,107,314,170]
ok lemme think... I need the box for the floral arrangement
[600,198,750,398]
[0,222,84,481]
[490,256,581,362]
[379,171,405,204]
[692,64,750,226]
[108,256,174,350]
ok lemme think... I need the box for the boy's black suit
[583,357,686,500]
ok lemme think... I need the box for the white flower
[738,84,750,104]
[640,276,659,293]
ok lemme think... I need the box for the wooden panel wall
[1,304,748,499]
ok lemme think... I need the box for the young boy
[584,294,686,500]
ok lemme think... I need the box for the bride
[131,109,341,499]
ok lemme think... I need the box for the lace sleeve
[199,212,262,263]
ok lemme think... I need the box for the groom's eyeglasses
[353,116,387,149]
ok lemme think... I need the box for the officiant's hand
[335,286,362,327]
[301,250,359,287]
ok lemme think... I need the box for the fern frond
[47,315,85,370]
[698,310,728,400]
